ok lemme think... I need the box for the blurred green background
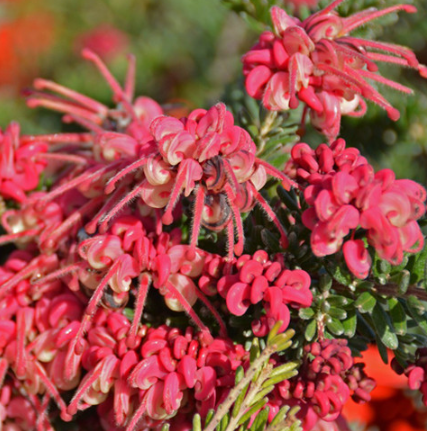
[0,0,426,181]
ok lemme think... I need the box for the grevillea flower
[242,1,427,140]
[26,49,163,141]
[394,347,427,407]
[200,250,312,334]
[0,123,48,203]
[287,139,426,278]
[105,102,295,259]
[276,339,375,430]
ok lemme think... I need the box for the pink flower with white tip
[243,1,427,140]
[105,102,295,260]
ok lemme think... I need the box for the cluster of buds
[242,1,427,140]
[393,348,427,407]
[276,339,375,430]
[206,250,312,334]
[286,138,426,278]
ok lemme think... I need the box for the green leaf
[249,407,270,431]
[371,304,399,350]
[326,317,344,336]
[192,414,202,431]
[237,398,268,425]
[319,273,333,292]
[388,298,407,335]
[355,291,376,313]
[406,295,427,335]
[407,243,427,284]
[342,310,357,337]
[299,308,315,320]
[261,228,282,253]
[305,319,317,342]
[332,265,353,286]
[328,307,347,320]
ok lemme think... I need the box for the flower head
[243,1,427,140]
[287,139,426,278]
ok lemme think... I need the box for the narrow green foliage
[355,291,376,313]
[371,304,399,350]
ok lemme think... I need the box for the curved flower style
[105,102,295,258]
[287,138,426,278]
[242,1,427,140]
[26,49,163,141]
[0,123,48,203]
[276,339,375,431]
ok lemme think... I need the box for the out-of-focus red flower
[343,346,427,431]
[0,12,55,88]
[74,24,129,61]
[284,0,319,11]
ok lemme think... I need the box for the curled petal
[226,282,251,316]
[343,239,372,279]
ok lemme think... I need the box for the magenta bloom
[287,139,426,278]
[243,1,427,140]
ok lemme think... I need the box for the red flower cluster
[212,250,312,334]
[397,348,427,407]
[242,1,427,140]
[0,124,48,204]
[287,138,426,278]
[276,339,375,430]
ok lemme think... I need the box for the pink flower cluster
[287,138,426,278]
[242,1,427,140]
[0,123,48,203]
[0,245,249,430]
[397,347,427,407]
[211,250,312,334]
[276,339,375,430]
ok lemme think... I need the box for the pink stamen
[346,98,367,117]
[127,272,151,349]
[125,54,136,101]
[226,220,235,262]
[188,185,206,260]
[16,307,32,379]
[222,157,241,199]
[34,361,71,420]
[166,280,211,337]
[33,78,109,115]
[36,161,121,208]
[105,156,150,194]
[72,259,122,355]
[250,183,289,249]
[256,158,297,190]
[332,41,378,71]
[289,55,300,109]
[194,287,228,338]
[357,69,413,94]
[343,4,416,35]
[30,263,81,286]
[36,152,89,165]
[85,184,128,234]
[319,0,346,15]
[162,162,191,225]
[68,362,105,415]
[62,114,105,133]
[99,181,145,233]
[340,37,419,68]
[27,98,103,125]
[0,229,40,245]
[125,393,148,431]
[224,184,244,257]
[367,52,411,66]
[41,197,104,252]
[22,133,93,144]
[0,259,39,299]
